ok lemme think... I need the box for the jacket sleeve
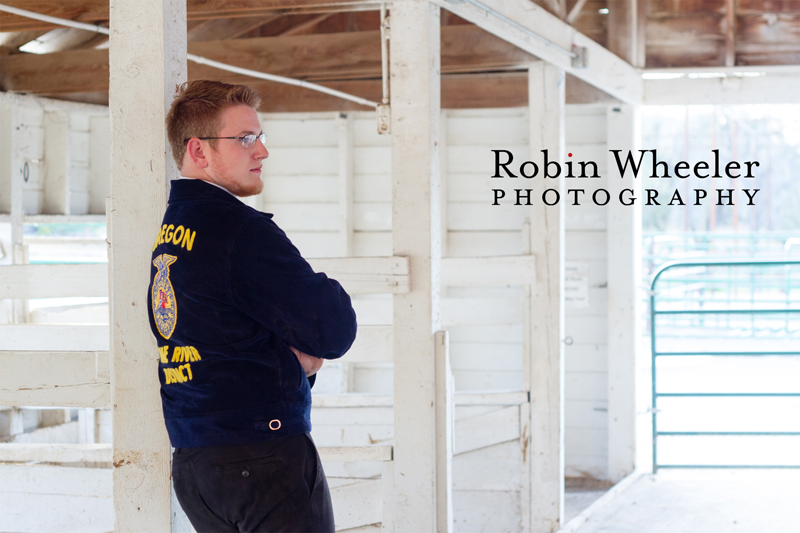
[229,215,357,360]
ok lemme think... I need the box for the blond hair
[166,80,262,168]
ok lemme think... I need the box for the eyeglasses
[183,133,267,149]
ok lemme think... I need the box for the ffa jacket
[147,179,357,448]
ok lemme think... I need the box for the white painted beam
[644,74,800,105]
[312,391,528,408]
[0,264,108,298]
[108,0,186,531]
[0,325,109,351]
[606,105,640,483]
[318,445,393,462]
[0,443,112,464]
[428,0,642,104]
[0,351,110,408]
[441,255,535,286]
[390,1,442,530]
[308,256,410,294]
[526,62,566,533]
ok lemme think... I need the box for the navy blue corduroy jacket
[147,179,357,448]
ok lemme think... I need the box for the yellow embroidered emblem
[152,254,178,339]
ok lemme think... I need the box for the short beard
[228,179,264,198]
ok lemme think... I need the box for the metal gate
[650,259,800,471]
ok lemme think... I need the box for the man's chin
[234,181,264,198]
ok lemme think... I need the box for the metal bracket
[377,104,391,135]
[571,45,588,69]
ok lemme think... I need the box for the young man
[148,80,357,532]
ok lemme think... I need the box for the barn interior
[1,0,799,532]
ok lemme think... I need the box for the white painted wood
[331,478,382,531]
[606,105,641,483]
[319,446,393,463]
[23,214,106,224]
[0,443,112,464]
[0,325,108,351]
[440,297,523,326]
[0,92,108,115]
[339,113,355,257]
[452,440,523,492]
[88,116,111,215]
[347,325,392,363]
[528,62,566,533]
[42,111,71,215]
[308,256,410,294]
[0,464,113,533]
[313,391,527,408]
[644,74,800,106]
[442,255,536,286]
[428,0,642,104]
[435,330,454,533]
[390,3,442,529]
[454,405,520,455]
[108,0,186,531]
[452,490,523,533]
[0,351,110,408]
[0,264,108,298]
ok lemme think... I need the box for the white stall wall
[256,108,611,482]
[564,106,609,480]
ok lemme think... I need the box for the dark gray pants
[172,433,334,533]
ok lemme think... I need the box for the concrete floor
[573,469,800,533]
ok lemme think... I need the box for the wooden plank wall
[564,105,610,480]
[0,103,107,218]
[0,100,615,529]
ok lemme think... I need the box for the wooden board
[0,264,108,298]
[0,351,110,408]
[0,325,108,351]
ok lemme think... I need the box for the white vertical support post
[42,111,70,215]
[527,62,566,533]
[439,111,449,259]
[390,1,442,530]
[89,115,111,215]
[1,104,27,323]
[606,105,641,482]
[338,112,354,258]
[435,330,453,533]
[108,0,186,531]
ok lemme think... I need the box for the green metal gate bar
[650,259,800,472]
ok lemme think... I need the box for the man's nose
[255,140,268,160]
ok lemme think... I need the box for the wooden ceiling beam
[1,25,536,94]
[34,72,617,111]
[186,15,282,42]
[0,0,380,32]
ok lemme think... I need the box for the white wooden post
[527,62,566,533]
[0,102,26,323]
[42,111,70,215]
[606,105,641,482]
[338,112,354,258]
[435,330,453,533]
[390,1,443,530]
[108,0,186,531]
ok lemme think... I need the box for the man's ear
[186,138,209,169]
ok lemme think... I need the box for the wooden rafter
[1,25,536,94]
[0,0,380,32]
[186,15,281,42]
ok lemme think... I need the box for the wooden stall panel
[0,351,110,408]
[0,464,112,533]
